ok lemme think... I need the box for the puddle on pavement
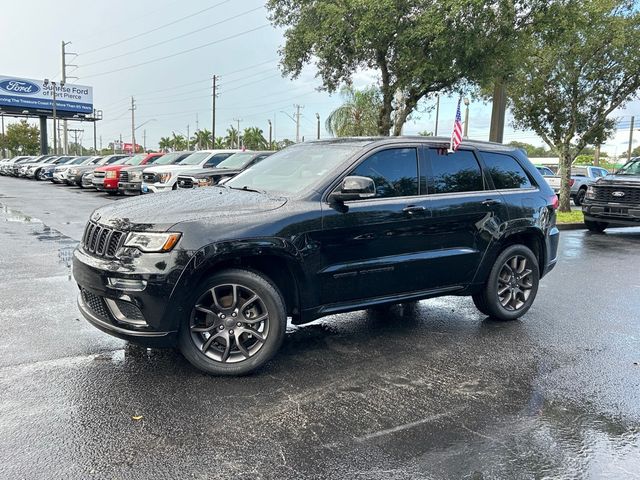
[1,203,78,278]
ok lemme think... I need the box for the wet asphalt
[1,176,639,480]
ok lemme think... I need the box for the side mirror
[329,176,376,203]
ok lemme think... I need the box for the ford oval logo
[611,191,625,197]
[0,79,41,95]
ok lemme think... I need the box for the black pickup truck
[582,157,640,232]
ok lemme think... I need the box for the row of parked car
[0,150,275,194]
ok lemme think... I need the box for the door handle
[402,205,426,215]
[482,199,502,206]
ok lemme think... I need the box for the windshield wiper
[229,185,265,194]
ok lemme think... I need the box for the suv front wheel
[178,269,287,375]
[472,244,540,321]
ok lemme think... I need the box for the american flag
[450,97,463,152]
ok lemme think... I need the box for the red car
[94,153,164,194]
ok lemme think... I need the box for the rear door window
[426,148,485,194]
[481,152,533,189]
[349,148,418,198]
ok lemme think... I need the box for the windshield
[154,152,185,165]
[70,157,89,165]
[178,152,211,166]
[125,153,147,166]
[617,159,640,175]
[216,152,256,169]
[226,143,364,195]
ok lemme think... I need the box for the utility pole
[233,118,241,148]
[119,133,122,154]
[628,116,635,163]
[143,130,147,152]
[68,128,83,154]
[92,109,97,153]
[316,113,320,140]
[61,41,77,154]
[130,97,136,154]
[463,98,470,138]
[434,94,440,136]
[211,75,217,147]
[294,104,303,143]
[195,113,200,149]
[268,119,272,149]
[186,124,190,150]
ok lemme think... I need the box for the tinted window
[204,153,233,167]
[350,148,418,198]
[482,152,532,189]
[428,149,484,194]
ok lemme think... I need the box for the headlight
[586,185,595,200]
[129,171,141,181]
[158,173,172,183]
[123,232,181,253]
[197,177,213,187]
[69,168,78,175]
[106,171,117,179]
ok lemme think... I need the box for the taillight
[569,179,575,187]
[550,195,559,210]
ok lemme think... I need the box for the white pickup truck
[141,149,241,193]
[545,165,609,206]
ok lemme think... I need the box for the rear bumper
[542,226,560,277]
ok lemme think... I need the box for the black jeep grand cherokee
[73,137,559,375]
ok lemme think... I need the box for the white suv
[141,150,240,193]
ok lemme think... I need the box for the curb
[557,223,586,231]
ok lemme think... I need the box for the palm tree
[242,127,268,150]
[225,126,240,149]
[159,136,172,152]
[171,133,187,151]
[326,86,382,137]
[214,136,225,149]
[192,129,212,150]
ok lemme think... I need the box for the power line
[78,0,235,56]
[80,25,270,79]
[79,5,264,68]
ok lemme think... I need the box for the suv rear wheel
[473,244,539,321]
[178,269,286,375]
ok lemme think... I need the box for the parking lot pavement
[1,175,640,479]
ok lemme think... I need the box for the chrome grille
[177,176,194,188]
[120,171,129,182]
[142,172,157,183]
[593,185,640,204]
[82,221,126,258]
[93,171,106,178]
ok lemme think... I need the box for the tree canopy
[267,0,535,136]
[1,120,40,156]
[506,0,640,210]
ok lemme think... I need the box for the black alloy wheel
[574,188,586,206]
[474,244,539,321]
[179,269,286,375]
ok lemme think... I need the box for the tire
[178,268,287,375]
[475,244,540,321]
[36,169,46,181]
[574,188,586,206]
[585,220,608,233]
[471,292,490,316]
[106,191,118,196]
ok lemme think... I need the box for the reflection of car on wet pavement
[73,138,560,375]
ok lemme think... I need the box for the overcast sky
[1,0,637,156]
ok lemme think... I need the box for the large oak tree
[267,0,533,136]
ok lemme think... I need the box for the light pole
[316,113,320,140]
[463,98,470,138]
[267,119,272,149]
[434,94,440,136]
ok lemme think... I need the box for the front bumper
[118,181,142,194]
[103,178,119,191]
[72,245,193,346]
[141,182,173,193]
[92,178,106,190]
[583,201,640,226]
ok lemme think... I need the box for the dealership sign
[0,75,93,115]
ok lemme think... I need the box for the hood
[144,164,197,174]
[96,164,129,172]
[179,166,241,178]
[597,175,640,187]
[90,186,287,232]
